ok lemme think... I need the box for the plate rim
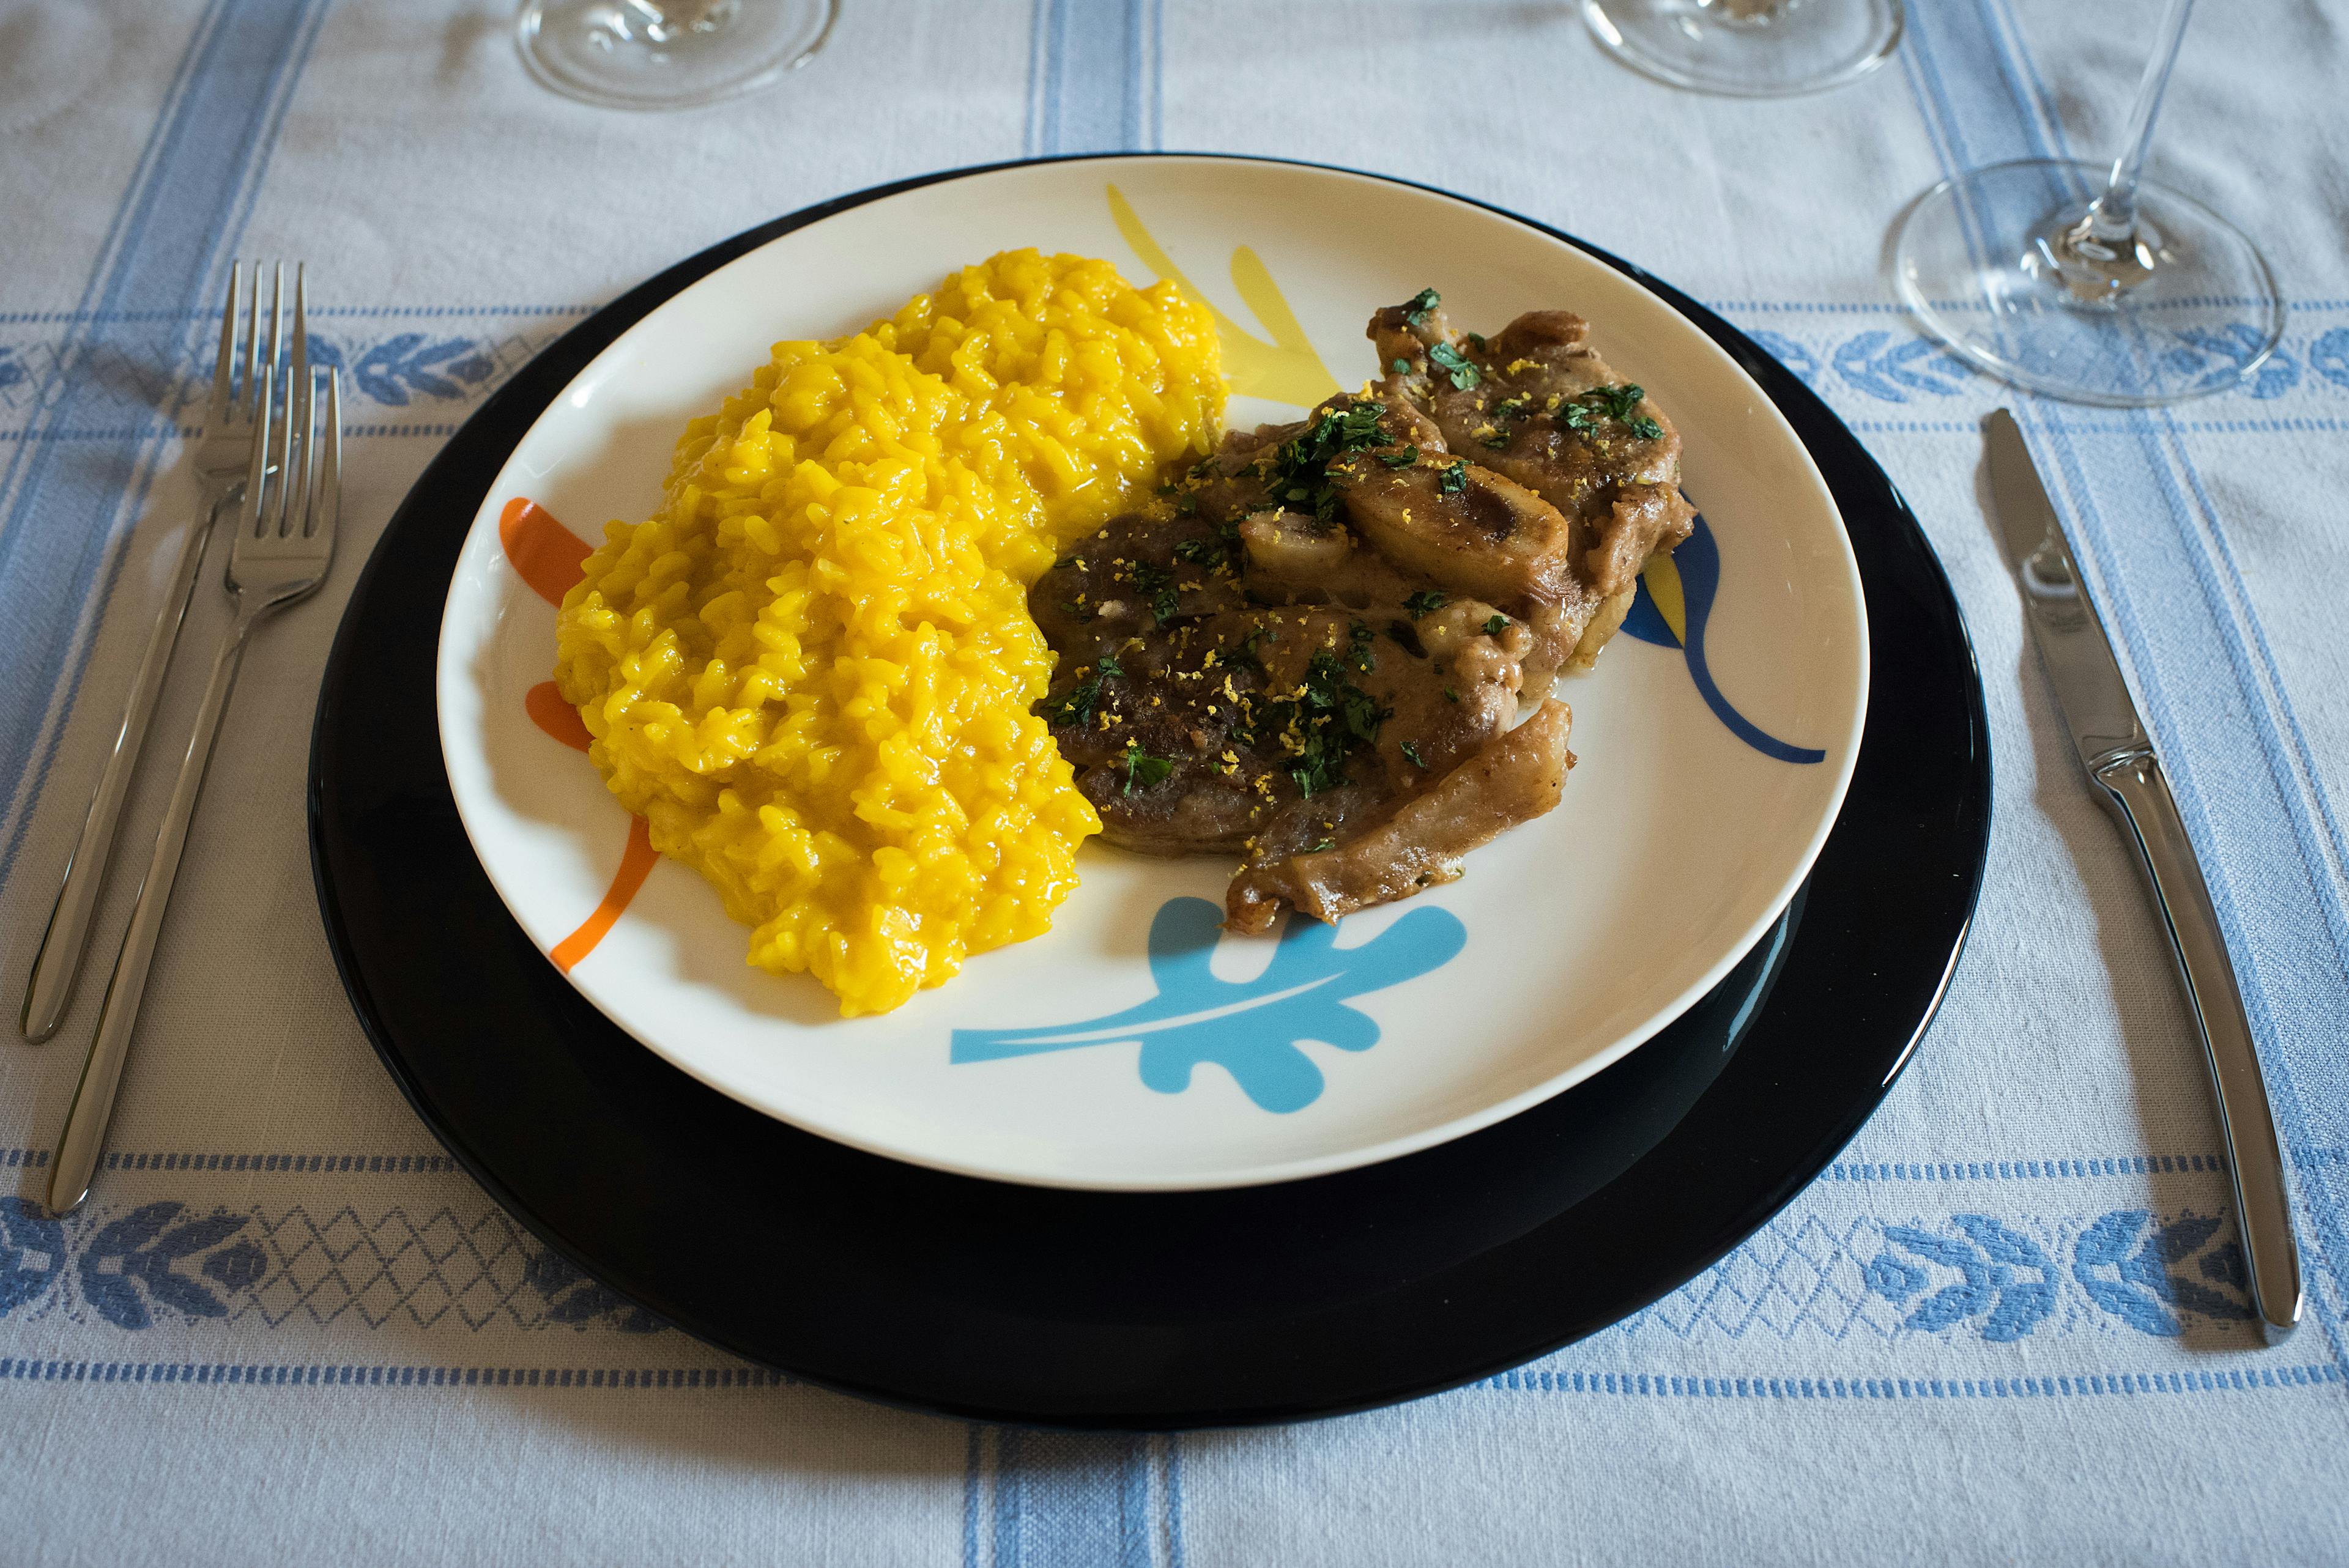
[426,152,1874,1190]
[310,152,1992,1428]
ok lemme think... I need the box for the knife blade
[1986,409,2303,1337]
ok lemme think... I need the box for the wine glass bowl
[1894,158,2284,408]
[1581,0,1903,98]
[1889,0,2282,407]
[517,0,837,112]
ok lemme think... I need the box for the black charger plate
[309,156,1991,1430]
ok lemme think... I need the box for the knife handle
[2091,750,2303,1336]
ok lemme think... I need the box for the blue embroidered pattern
[0,1193,2306,1346]
[950,897,1466,1112]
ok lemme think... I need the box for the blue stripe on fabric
[990,1432,1155,1568]
[1900,1,2349,1375]
[0,1356,2336,1402]
[0,1,228,533]
[0,1358,792,1389]
[1485,1365,2346,1399]
[0,0,329,897]
[1027,0,1159,157]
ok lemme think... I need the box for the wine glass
[1581,0,1902,97]
[1890,0,2282,406]
[517,0,837,112]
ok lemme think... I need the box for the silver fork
[46,360,340,1216]
[21,262,308,1043]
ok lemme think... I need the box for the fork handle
[48,608,255,1216]
[22,484,232,1042]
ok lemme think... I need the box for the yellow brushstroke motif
[1108,184,1340,407]
[1642,555,1688,646]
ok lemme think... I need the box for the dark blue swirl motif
[76,1201,265,1329]
[0,1197,65,1318]
[951,897,1466,1112]
[1864,1215,2057,1342]
[1621,510,1825,765]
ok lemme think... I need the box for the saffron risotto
[554,251,1225,1016]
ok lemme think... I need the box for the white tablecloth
[2,1,2345,1561]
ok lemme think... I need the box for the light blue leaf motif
[1831,330,1973,402]
[1861,1251,1927,1303]
[1747,330,1820,387]
[1877,1224,1993,1331]
[351,332,494,405]
[2070,1209,2253,1332]
[77,1200,250,1328]
[0,1197,65,1318]
[2309,327,2349,390]
[1953,1214,2056,1342]
[949,897,1466,1112]
[524,1249,664,1333]
[2074,1209,2176,1334]
[0,347,25,393]
[1868,1217,2054,1341]
[2164,325,2298,399]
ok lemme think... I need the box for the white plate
[435,157,1867,1191]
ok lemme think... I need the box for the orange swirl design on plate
[500,497,650,971]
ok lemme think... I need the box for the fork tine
[286,365,315,539]
[291,264,308,426]
[264,357,298,541]
[314,369,341,542]
[240,363,273,536]
[207,264,239,429]
[239,264,260,421]
[267,261,284,386]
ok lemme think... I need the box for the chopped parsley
[1130,561,1181,625]
[1378,445,1420,468]
[1394,287,1439,327]
[1307,837,1334,853]
[1427,341,1481,390]
[1483,613,1510,636]
[1465,332,1486,352]
[1058,599,1093,623]
[1443,685,1460,703]
[1121,741,1173,795]
[1400,741,1427,769]
[1043,654,1121,727]
[1172,521,1241,572]
[1436,462,1468,497]
[1267,399,1395,522]
[1390,357,1412,375]
[1559,383,1663,442]
[1481,431,1511,449]
[1255,648,1390,798]
[1494,396,1533,421]
[1346,618,1376,673]
[1403,589,1449,618]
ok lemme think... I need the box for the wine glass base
[1581,0,1902,97]
[517,0,836,112]
[1892,158,2284,407]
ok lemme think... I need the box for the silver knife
[1986,408,2302,1337]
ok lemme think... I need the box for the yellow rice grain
[554,251,1223,1015]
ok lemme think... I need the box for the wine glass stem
[2084,0,2195,243]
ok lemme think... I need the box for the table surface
[2,1,2345,1562]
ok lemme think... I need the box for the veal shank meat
[1031,290,1690,933]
